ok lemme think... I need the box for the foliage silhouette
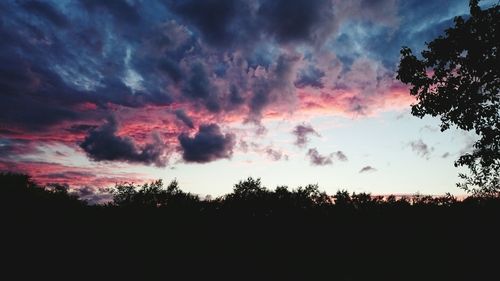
[0,172,84,210]
[2,172,500,279]
[112,179,200,209]
[397,0,499,195]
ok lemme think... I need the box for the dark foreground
[2,173,499,280]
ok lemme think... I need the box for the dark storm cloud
[174,109,195,129]
[21,1,70,28]
[80,117,168,167]
[80,0,141,24]
[249,88,269,118]
[183,63,211,99]
[167,0,336,47]
[0,18,173,130]
[307,148,333,166]
[0,0,475,169]
[0,48,85,130]
[158,58,183,83]
[359,166,377,173]
[228,84,245,108]
[292,124,320,148]
[178,124,235,163]
[0,18,157,131]
[66,124,98,134]
[294,66,325,89]
[0,0,436,135]
[331,0,472,68]
[182,62,221,113]
[0,93,81,131]
[257,0,333,43]
[167,0,250,47]
[248,53,300,119]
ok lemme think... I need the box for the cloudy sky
[1,0,493,200]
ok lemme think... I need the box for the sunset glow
[1,0,493,201]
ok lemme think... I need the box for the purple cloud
[293,124,320,148]
[307,148,333,166]
[178,124,236,163]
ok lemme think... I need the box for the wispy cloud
[409,139,433,159]
[359,166,377,173]
[307,148,332,166]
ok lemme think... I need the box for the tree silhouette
[111,179,199,208]
[0,172,84,212]
[3,172,500,279]
[294,184,331,208]
[230,177,268,199]
[397,0,499,195]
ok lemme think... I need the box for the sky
[0,0,494,202]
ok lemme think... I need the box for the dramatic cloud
[182,62,221,113]
[359,166,377,173]
[307,148,333,166]
[294,66,325,89]
[174,109,195,129]
[80,117,168,166]
[81,0,141,24]
[0,0,475,187]
[0,160,147,188]
[0,0,422,140]
[0,139,38,159]
[167,0,337,47]
[293,124,320,148]
[409,139,433,159]
[167,0,248,47]
[178,124,236,163]
[257,0,334,44]
[21,1,69,28]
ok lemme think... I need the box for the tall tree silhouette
[111,179,199,208]
[397,0,499,195]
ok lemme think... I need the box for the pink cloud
[0,160,149,188]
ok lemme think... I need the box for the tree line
[2,171,500,280]
[2,172,499,213]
